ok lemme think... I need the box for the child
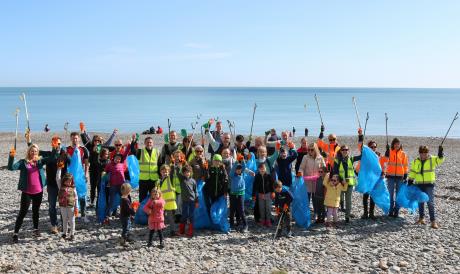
[56,166,78,241]
[276,144,298,188]
[156,165,178,236]
[170,150,186,223]
[229,160,254,233]
[203,154,228,216]
[179,165,198,237]
[103,151,129,224]
[252,163,275,227]
[274,181,293,238]
[120,183,136,246]
[95,148,110,210]
[313,167,327,224]
[143,188,165,248]
[323,174,347,228]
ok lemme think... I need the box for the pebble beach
[1,132,459,274]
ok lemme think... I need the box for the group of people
[7,119,445,247]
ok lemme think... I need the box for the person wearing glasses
[188,145,208,182]
[383,138,409,218]
[317,125,340,171]
[408,145,444,229]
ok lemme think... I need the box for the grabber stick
[64,122,69,146]
[186,114,202,154]
[249,103,257,140]
[352,96,362,129]
[273,211,285,242]
[167,118,172,135]
[362,112,369,152]
[14,108,20,150]
[20,92,31,141]
[385,113,389,146]
[314,94,324,127]
[440,112,459,146]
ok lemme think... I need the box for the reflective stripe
[139,149,159,181]
[387,163,405,167]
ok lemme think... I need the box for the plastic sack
[194,180,212,229]
[357,146,382,194]
[68,148,87,199]
[243,152,257,201]
[134,197,150,225]
[396,184,429,213]
[210,196,226,224]
[370,178,390,214]
[127,155,140,189]
[290,176,310,228]
[194,181,230,233]
[96,174,121,223]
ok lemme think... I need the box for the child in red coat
[143,188,165,248]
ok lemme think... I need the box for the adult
[188,145,208,182]
[66,132,90,222]
[180,135,196,162]
[317,125,340,171]
[206,130,232,158]
[81,128,117,207]
[247,136,265,155]
[208,121,223,156]
[233,134,247,155]
[8,144,51,243]
[408,145,444,229]
[159,131,182,166]
[131,136,160,202]
[295,137,309,173]
[383,138,409,218]
[25,132,65,234]
[156,126,163,134]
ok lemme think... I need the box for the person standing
[131,136,160,202]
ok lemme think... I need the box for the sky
[0,1,459,88]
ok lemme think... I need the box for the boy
[179,165,198,237]
[274,181,293,238]
[229,160,254,233]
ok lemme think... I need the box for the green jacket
[8,156,49,192]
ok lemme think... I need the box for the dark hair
[235,164,243,170]
[70,132,79,138]
[419,145,429,153]
[275,180,283,188]
[391,138,401,149]
[258,163,266,169]
[182,164,193,173]
[100,148,109,155]
[236,135,244,142]
[144,136,153,142]
[367,140,377,147]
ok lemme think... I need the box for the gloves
[275,141,281,150]
[438,146,444,158]
[320,125,325,133]
[271,192,276,200]
[275,207,281,215]
[79,122,85,132]
[236,153,244,162]
[358,128,363,142]
[408,179,414,186]
[287,141,295,149]
[9,148,16,157]
[358,128,363,135]
[264,130,270,136]
[132,201,140,212]
[281,140,286,146]
[385,144,390,158]
[283,204,288,212]
[195,202,199,208]
[74,208,79,217]
[57,159,65,169]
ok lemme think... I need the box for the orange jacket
[383,149,408,177]
[317,139,340,169]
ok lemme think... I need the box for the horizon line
[0,85,459,89]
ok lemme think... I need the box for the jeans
[343,185,354,218]
[417,184,436,221]
[15,192,43,233]
[181,201,195,224]
[121,216,131,238]
[387,177,404,215]
[257,193,272,222]
[229,194,246,227]
[139,180,156,202]
[106,185,121,217]
[47,185,59,226]
[203,191,219,217]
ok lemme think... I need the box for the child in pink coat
[143,188,165,248]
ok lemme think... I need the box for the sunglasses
[341,149,349,152]
[308,149,315,151]
[115,144,122,147]
[196,150,203,153]
[329,138,336,141]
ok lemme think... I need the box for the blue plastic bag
[357,146,382,194]
[291,176,310,229]
[370,178,390,214]
[210,196,226,224]
[127,155,140,189]
[396,184,429,213]
[68,148,87,199]
[194,180,229,232]
[96,174,121,223]
[134,197,150,225]
[243,152,257,201]
[210,198,230,233]
[194,180,212,229]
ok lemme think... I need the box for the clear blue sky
[1,1,459,87]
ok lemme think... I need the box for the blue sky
[0,1,459,87]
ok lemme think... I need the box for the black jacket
[204,165,228,199]
[252,173,275,196]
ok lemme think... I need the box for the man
[408,145,444,229]
[206,130,232,157]
[317,125,340,171]
[132,136,160,201]
[66,132,90,222]
[160,131,182,166]
[208,121,223,156]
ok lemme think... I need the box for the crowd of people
[7,120,445,247]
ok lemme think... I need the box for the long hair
[61,173,75,188]
[25,144,40,163]
[308,143,320,158]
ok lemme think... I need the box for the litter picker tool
[249,103,257,140]
[273,211,285,242]
[362,112,369,150]
[186,114,202,154]
[314,94,324,126]
[385,113,389,146]
[352,96,362,129]
[440,112,459,146]
[13,108,20,150]
[167,118,172,135]
[19,92,31,139]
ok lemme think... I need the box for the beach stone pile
[0,132,459,273]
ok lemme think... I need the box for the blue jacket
[8,156,49,192]
[229,162,246,195]
[276,149,298,187]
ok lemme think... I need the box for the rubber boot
[158,230,165,249]
[147,230,154,247]
[186,223,194,237]
[179,223,186,235]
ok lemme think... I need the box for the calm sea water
[0,87,459,137]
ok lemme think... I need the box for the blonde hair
[25,144,40,163]
[308,143,320,158]
[120,183,132,196]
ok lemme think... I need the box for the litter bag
[290,176,310,228]
[127,155,140,189]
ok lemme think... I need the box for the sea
[0,87,459,138]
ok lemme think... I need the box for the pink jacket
[144,198,165,227]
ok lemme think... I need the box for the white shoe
[83,216,90,223]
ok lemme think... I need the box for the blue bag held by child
[96,174,121,223]
[194,180,212,229]
[134,197,150,225]
[210,196,226,224]
[127,155,140,189]
[243,152,257,201]
[194,181,229,232]
[291,175,310,229]
[68,147,87,199]
[357,146,382,194]
[370,178,390,214]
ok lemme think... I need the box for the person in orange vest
[383,138,409,218]
[317,125,340,172]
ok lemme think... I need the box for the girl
[156,165,178,236]
[323,174,347,228]
[56,167,78,241]
[8,145,50,243]
[120,183,136,245]
[170,150,185,223]
[252,163,275,227]
[144,188,165,248]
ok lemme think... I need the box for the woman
[298,143,326,221]
[180,136,196,162]
[8,145,50,243]
[295,137,309,173]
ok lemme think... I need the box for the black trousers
[89,170,100,204]
[139,179,157,202]
[15,192,43,233]
[148,229,163,243]
[363,193,375,215]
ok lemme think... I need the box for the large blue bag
[127,155,140,189]
[68,148,87,199]
[194,180,212,229]
[134,197,150,225]
[194,181,230,232]
[210,196,226,224]
[396,184,429,213]
[370,178,390,214]
[243,152,257,201]
[357,146,381,194]
[96,174,121,223]
[291,176,310,229]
